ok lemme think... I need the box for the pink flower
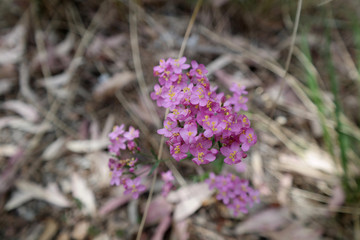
[189,60,208,79]
[108,124,125,140]
[124,126,139,141]
[170,57,190,74]
[161,170,175,182]
[180,122,197,144]
[124,177,146,199]
[110,168,123,186]
[203,116,226,138]
[157,118,178,137]
[108,138,126,155]
[170,142,189,161]
[239,128,257,151]
[153,58,171,76]
[190,86,209,106]
[220,143,243,165]
[191,148,217,165]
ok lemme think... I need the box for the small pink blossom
[124,177,146,199]
[239,128,257,151]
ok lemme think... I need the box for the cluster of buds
[151,57,257,166]
[161,170,175,197]
[108,125,145,199]
[206,173,259,216]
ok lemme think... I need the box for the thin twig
[178,0,203,59]
[129,0,161,128]
[269,0,303,118]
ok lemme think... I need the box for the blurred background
[0,0,360,239]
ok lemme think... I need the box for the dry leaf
[5,181,71,210]
[167,182,214,221]
[267,222,322,240]
[66,139,109,153]
[71,173,96,216]
[0,144,19,157]
[2,100,39,122]
[234,208,291,235]
[71,221,89,240]
[42,137,66,161]
[172,219,189,240]
[39,219,58,240]
[93,72,135,101]
[145,196,173,226]
[0,117,51,133]
[151,215,171,240]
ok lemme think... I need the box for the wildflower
[239,128,257,151]
[124,126,139,141]
[161,170,175,197]
[124,177,146,199]
[108,124,125,140]
[170,57,190,74]
[220,142,243,165]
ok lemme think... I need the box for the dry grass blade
[129,0,161,129]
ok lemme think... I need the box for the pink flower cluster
[151,57,257,165]
[161,170,175,197]
[108,125,145,199]
[206,173,259,216]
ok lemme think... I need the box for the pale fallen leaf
[0,144,19,157]
[5,181,71,210]
[71,173,96,216]
[302,147,336,174]
[267,222,322,240]
[71,221,89,240]
[93,72,135,101]
[172,219,189,240]
[234,208,291,235]
[93,234,110,240]
[66,139,109,153]
[2,100,39,122]
[39,218,58,240]
[0,117,52,133]
[98,190,133,216]
[151,215,171,240]
[146,196,173,226]
[88,152,112,188]
[42,137,66,161]
[0,150,24,194]
[167,182,214,221]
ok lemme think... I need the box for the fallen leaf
[0,117,52,133]
[66,139,109,153]
[0,144,19,157]
[5,181,71,210]
[234,208,291,235]
[267,222,322,240]
[71,221,89,240]
[71,173,96,216]
[167,182,214,221]
[151,215,171,240]
[2,100,39,122]
[145,196,173,226]
[39,219,58,240]
[172,219,189,240]
[42,137,66,161]
[93,72,135,101]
